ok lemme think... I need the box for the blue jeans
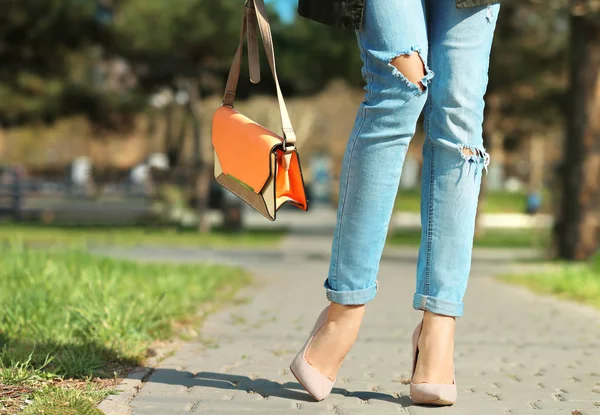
[325,0,500,317]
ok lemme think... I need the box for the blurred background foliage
[0,0,572,128]
[0,0,599,259]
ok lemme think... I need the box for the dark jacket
[298,0,501,30]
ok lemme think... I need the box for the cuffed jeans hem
[325,281,378,305]
[413,294,464,317]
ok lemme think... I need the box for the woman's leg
[413,1,501,384]
[306,0,432,379]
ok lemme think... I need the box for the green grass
[0,242,249,414]
[22,385,109,415]
[387,228,550,249]
[395,190,547,214]
[501,255,600,309]
[0,223,285,249]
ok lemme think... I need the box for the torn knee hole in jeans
[388,47,434,92]
[486,5,495,23]
[458,144,491,174]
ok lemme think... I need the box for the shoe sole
[289,365,324,402]
[411,398,455,406]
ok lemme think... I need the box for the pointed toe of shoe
[289,307,335,401]
[290,355,334,401]
[303,380,332,402]
[410,382,457,406]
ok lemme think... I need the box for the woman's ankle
[320,302,365,344]
[422,310,456,325]
[419,311,455,346]
[327,302,365,322]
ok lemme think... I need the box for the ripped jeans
[324,0,501,317]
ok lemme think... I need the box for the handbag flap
[212,105,282,194]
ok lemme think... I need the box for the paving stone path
[99,234,600,415]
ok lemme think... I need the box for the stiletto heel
[410,321,457,406]
[289,307,335,401]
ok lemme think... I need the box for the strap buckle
[280,142,295,170]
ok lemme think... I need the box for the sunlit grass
[388,228,550,249]
[0,242,249,413]
[0,223,285,249]
[501,255,600,309]
[395,190,548,214]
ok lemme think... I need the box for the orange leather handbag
[212,0,308,221]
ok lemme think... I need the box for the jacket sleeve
[297,0,364,30]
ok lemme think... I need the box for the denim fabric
[325,0,500,317]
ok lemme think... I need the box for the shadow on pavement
[145,369,414,406]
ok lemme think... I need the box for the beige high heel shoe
[289,307,335,401]
[410,321,457,406]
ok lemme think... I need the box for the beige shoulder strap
[222,0,297,156]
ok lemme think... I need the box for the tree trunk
[0,127,6,159]
[147,109,159,153]
[186,78,211,233]
[164,102,178,167]
[527,135,545,215]
[174,108,188,165]
[555,8,600,260]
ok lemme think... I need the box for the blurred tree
[272,16,363,94]
[112,0,241,84]
[476,1,569,235]
[0,0,139,128]
[489,1,568,124]
[113,0,242,232]
[555,0,600,260]
[485,0,568,170]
